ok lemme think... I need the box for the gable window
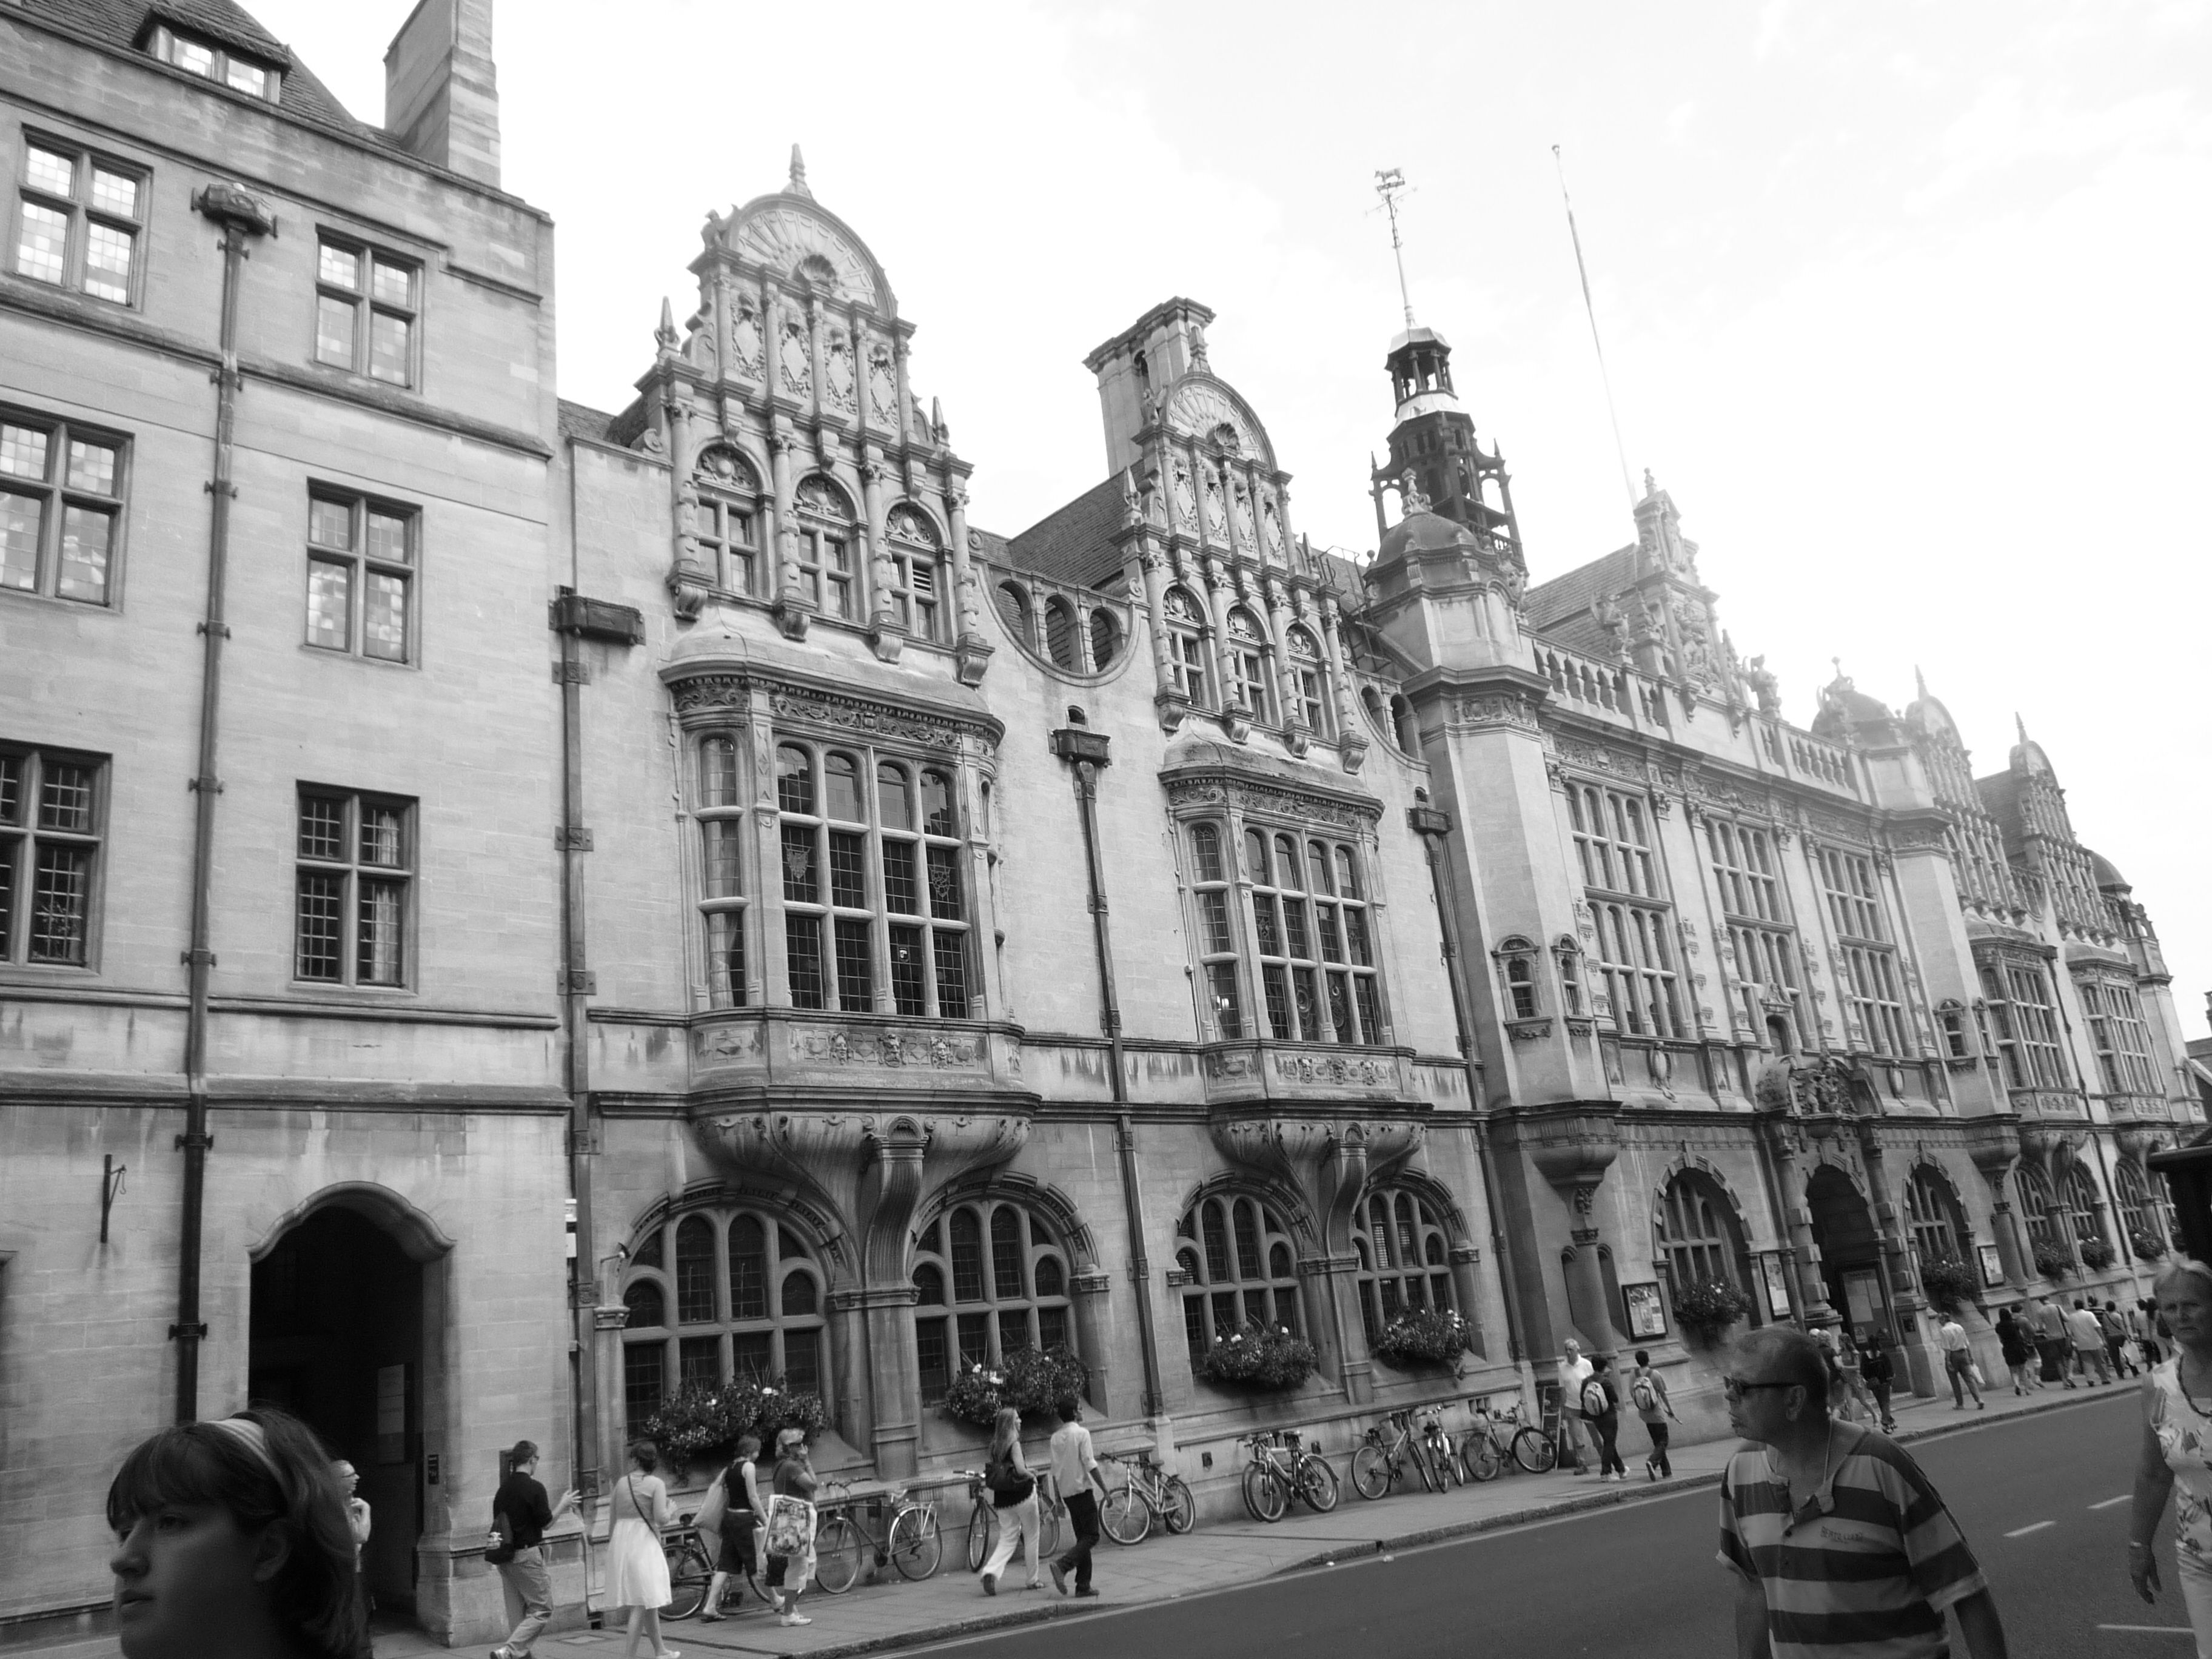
[1,412,124,605]
[306,492,414,662]
[913,1200,1073,1404]
[692,447,760,596]
[148,24,282,99]
[620,1208,826,1424]
[1287,625,1328,734]
[1176,1195,1301,1366]
[1353,1189,1452,1346]
[792,477,857,620]
[1242,825,1382,1044]
[776,742,968,1017]
[1225,608,1272,722]
[0,743,104,966]
[15,142,144,303]
[697,736,748,1007]
[295,788,411,987]
[316,238,418,386]
[1164,587,1210,708]
[1817,847,1906,1057]
[2079,976,2159,1098]
[1980,959,2067,1091]
[883,504,943,641]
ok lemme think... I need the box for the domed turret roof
[2088,848,2128,891]
[1375,509,1480,568]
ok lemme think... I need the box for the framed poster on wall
[1978,1242,2006,1288]
[1621,1281,1667,1339]
[1761,1253,1793,1319]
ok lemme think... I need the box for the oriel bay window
[1353,1190,1453,1346]
[1242,825,1382,1044]
[1817,846,1907,1057]
[913,1201,1073,1404]
[697,736,747,1007]
[2079,976,2159,1098]
[621,1208,827,1424]
[776,742,969,1016]
[1175,1195,1301,1364]
[1187,822,1245,1038]
[1980,959,2068,1091]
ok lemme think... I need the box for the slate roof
[1523,543,1638,657]
[23,0,389,147]
[557,400,617,447]
[1000,477,1126,589]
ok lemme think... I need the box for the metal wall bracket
[552,660,592,685]
[555,826,595,851]
[560,969,598,995]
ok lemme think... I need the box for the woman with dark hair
[699,1433,764,1621]
[107,1407,370,1659]
[606,1441,678,1659]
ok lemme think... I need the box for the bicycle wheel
[1410,1441,1436,1494]
[889,1506,942,1581]
[661,1540,711,1618]
[1246,1466,1289,1523]
[1512,1426,1558,1473]
[965,1503,994,1574]
[1239,1463,1276,1523]
[1435,1439,1464,1489]
[1295,1453,1340,1513]
[1464,1436,1501,1482]
[1350,1443,1390,1501]
[813,1514,864,1595]
[1039,1496,1062,1558]
[1161,1476,1197,1534]
[1100,1485,1151,1546]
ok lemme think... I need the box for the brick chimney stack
[384,0,501,188]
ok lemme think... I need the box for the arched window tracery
[912,1198,1075,1404]
[883,504,945,642]
[1352,1188,1452,1346]
[1904,1167,1966,1265]
[1174,1193,1301,1367]
[1654,1171,1755,1315]
[793,475,857,620]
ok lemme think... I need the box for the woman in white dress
[2128,1257,2212,1657]
[607,1440,678,1659]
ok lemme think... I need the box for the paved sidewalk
[34,1376,2126,1659]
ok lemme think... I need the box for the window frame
[303,488,417,664]
[1163,586,1212,709]
[1218,819,1385,1046]
[1903,1167,1965,1267]
[791,475,858,622]
[883,503,945,643]
[691,447,762,598]
[913,1198,1074,1404]
[695,735,748,1008]
[1352,1188,1455,1347]
[1566,781,1683,1040]
[13,137,147,305]
[293,786,415,990]
[313,233,421,388]
[1176,1193,1303,1365]
[2017,1164,2062,1255]
[0,742,107,970]
[1223,606,1273,724]
[2078,974,2159,1099]
[2116,1158,2165,1250]
[1979,957,2068,1091]
[2061,1162,2107,1255]
[0,407,128,608]
[1285,624,1329,736]
[1653,1171,1757,1319]
[146,24,284,101]
[1817,846,1907,1057]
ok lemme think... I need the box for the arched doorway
[1807,1165,1889,1342]
[249,1192,443,1619]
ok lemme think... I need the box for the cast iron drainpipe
[1052,723,1164,1418]
[174,184,274,1424]
[1409,806,1526,1364]
[552,594,600,1499]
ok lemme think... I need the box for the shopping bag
[1967,1363,1987,1390]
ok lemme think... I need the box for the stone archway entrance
[1807,1165,1891,1342]
[249,1195,439,1618]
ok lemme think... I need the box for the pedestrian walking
[762,1427,820,1627]
[2034,1295,2076,1388]
[2069,1300,2117,1386]
[1045,1395,1107,1599]
[333,1459,370,1615]
[1937,1313,1986,1410]
[605,1441,679,1659]
[487,1439,580,1659]
[1859,1334,1898,1433]
[978,1406,1046,1594]
[1558,1338,1595,1475]
[1834,1331,1876,1424]
[2106,1300,2143,1379]
[1995,1308,2039,1395]
[1629,1349,1677,1480]
[1718,1327,2009,1659]
[2128,1256,2212,1655]
[107,1407,372,1659]
[699,1433,764,1623]
[2139,1299,2165,1367]
[1584,1355,1629,1480]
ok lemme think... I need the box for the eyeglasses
[1721,1378,1797,1401]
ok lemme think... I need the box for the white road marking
[2097,1625,2193,1634]
[2003,1520,2054,1537]
[2090,1495,2133,1510]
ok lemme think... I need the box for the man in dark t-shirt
[490,1440,578,1659]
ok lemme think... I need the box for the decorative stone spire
[788,144,812,199]
[654,296,679,360]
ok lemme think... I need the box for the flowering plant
[2079,1237,2117,1271]
[1371,1307,1475,1368]
[1671,1279,1753,1344]
[2033,1242,2073,1281]
[640,1376,828,1467]
[1194,1321,1321,1390]
[2132,1228,2169,1264]
[938,1344,1089,1427]
[1917,1256,1979,1315]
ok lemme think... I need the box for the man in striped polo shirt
[1718,1327,2009,1658]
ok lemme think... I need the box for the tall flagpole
[1552,144,1637,512]
[1374,168,1415,329]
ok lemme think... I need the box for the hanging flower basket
[1671,1280,1753,1345]
[1195,1321,1322,1391]
[1372,1307,1475,1368]
[2132,1229,2169,1264]
[2079,1237,2117,1271]
[640,1376,829,1469]
[1918,1257,1979,1315]
[2033,1243,2073,1281]
[938,1345,1088,1428]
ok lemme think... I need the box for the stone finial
[789,144,813,198]
[654,297,679,359]
[1643,467,1657,500]
[1398,468,1430,518]
[2015,711,2029,745]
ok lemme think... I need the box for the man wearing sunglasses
[1717,1327,2009,1658]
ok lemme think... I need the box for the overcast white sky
[261,0,2212,1042]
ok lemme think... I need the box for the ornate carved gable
[1165,377,1276,471]
[720,199,891,312]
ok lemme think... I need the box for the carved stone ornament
[1270,1051,1393,1088]
[1451,692,1543,735]
[1162,773,1382,833]
[1167,380,1270,466]
[769,685,964,749]
[726,206,878,305]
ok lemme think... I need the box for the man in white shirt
[1936,1315,1985,1410]
[2066,1299,2115,1384]
[1558,1338,1595,1474]
[1046,1396,1108,1598]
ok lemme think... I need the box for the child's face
[112,1502,280,1659]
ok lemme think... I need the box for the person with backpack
[1584,1355,1628,1481]
[1996,1307,2040,1395]
[762,1427,820,1627]
[1627,1350,1677,1479]
[977,1407,1045,1595]
[2105,1299,2142,1379]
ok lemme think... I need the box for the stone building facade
[1,1,2200,1644]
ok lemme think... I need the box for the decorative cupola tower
[1368,326,1523,569]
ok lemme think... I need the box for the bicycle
[1245,1429,1339,1520]
[960,1467,1062,1572]
[1097,1450,1196,1546]
[808,1476,944,1595]
[1475,1396,1557,1475]
[586,1510,715,1621]
[1415,1407,1462,1490]
[1350,1410,1434,1500]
